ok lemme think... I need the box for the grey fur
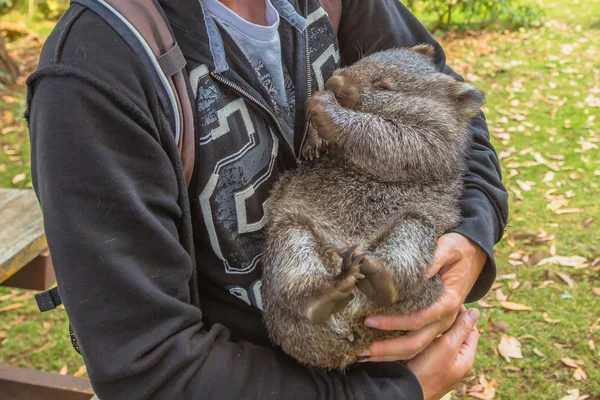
[261,46,485,370]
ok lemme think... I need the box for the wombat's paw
[301,126,329,161]
[307,91,338,141]
[355,254,398,306]
[303,245,366,324]
[323,245,398,306]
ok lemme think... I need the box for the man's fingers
[459,326,480,357]
[365,302,445,331]
[427,235,463,278]
[457,326,480,378]
[441,308,480,350]
[365,320,441,360]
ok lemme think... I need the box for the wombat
[261,45,485,370]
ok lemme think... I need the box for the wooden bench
[0,189,95,398]
[0,188,54,289]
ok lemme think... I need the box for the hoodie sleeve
[337,0,509,302]
[26,6,423,399]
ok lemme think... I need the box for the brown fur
[261,46,485,370]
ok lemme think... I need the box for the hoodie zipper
[210,30,312,163]
[210,72,296,159]
[298,29,312,158]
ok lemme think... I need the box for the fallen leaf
[516,180,535,191]
[533,348,546,358]
[542,171,555,182]
[536,255,588,268]
[556,272,574,288]
[0,303,24,313]
[500,301,532,311]
[59,365,68,375]
[589,340,595,351]
[559,389,580,400]
[495,289,508,302]
[498,335,523,362]
[556,208,585,215]
[478,300,494,308]
[543,312,560,323]
[561,358,581,368]
[497,273,517,280]
[11,173,26,185]
[74,365,87,377]
[467,374,496,399]
[573,367,587,381]
[592,288,600,296]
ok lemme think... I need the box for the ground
[0,0,598,398]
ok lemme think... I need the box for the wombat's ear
[454,83,486,117]
[409,44,435,58]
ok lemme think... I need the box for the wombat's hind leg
[355,255,398,306]
[323,245,397,306]
[305,245,365,324]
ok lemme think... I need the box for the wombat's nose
[324,75,358,108]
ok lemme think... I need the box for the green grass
[439,0,600,397]
[1,0,599,395]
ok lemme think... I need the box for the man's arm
[337,0,509,301]
[25,6,424,399]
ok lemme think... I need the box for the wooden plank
[0,189,47,284]
[0,364,95,400]
[1,253,56,290]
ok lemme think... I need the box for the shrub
[409,0,544,31]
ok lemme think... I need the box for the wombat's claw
[301,131,328,161]
[355,255,397,306]
[323,244,367,272]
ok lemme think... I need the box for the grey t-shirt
[201,0,296,143]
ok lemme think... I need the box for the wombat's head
[325,44,485,133]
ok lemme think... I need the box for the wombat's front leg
[306,90,411,181]
[301,126,329,161]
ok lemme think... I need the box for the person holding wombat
[27,0,507,399]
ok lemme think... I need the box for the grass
[1,0,599,396]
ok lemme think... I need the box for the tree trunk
[0,34,19,86]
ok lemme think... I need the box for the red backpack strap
[98,0,196,186]
[317,0,342,32]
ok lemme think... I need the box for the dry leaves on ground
[74,365,87,377]
[0,303,24,313]
[536,255,588,268]
[467,374,496,399]
[498,335,523,362]
[500,301,532,311]
[559,389,590,400]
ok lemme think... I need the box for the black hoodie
[26,0,508,398]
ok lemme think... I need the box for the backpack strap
[317,0,342,32]
[35,286,62,312]
[72,0,196,186]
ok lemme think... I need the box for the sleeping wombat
[262,45,485,370]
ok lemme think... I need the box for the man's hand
[358,233,487,362]
[406,307,481,400]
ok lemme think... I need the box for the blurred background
[0,0,598,399]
